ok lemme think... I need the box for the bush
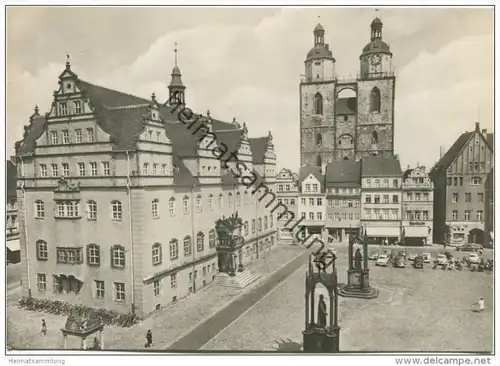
[17,297,137,328]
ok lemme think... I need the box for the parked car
[468,253,480,264]
[444,251,454,260]
[437,253,448,266]
[376,254,390,267]
[456,243,483,252]
[369,251,379,260]
[398,251,406,258]
[408,252,417,261]
[422,253,432,263]
[393,255,406,268]
[413,255,424,269]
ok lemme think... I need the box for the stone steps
[213,270,261,288]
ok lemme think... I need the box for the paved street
[201,244,493,352]
[7,243,493,351]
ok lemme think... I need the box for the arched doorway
[468,228,484,244]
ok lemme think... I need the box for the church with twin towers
[300,17,396,167]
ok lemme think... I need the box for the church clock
[370,54,381,65]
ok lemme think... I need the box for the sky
[6,7,494,172]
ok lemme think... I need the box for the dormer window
[74,100,82,114]
[59,102,68,116]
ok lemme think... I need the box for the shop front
[402,226,430,246]
[364,226,401,245]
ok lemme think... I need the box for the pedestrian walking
[145,329,153,348]
[473,297,485,312]
[41,319,47,336]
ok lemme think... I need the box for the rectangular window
[286,185,291,191]
[316,212,322,220]
[317,198,322,206]
[95,280,105,299]
[328,199,333,208]
[114,282,125,301]
[452,193,459,203]
[86,128,95,142]
[152,164,157,175]
[464,210,471,221]
[171,274,177,289]
[477,193,484,202]
[51,164,59,177]
[447,177,452,186]
[78,162,86,176]
[62,163,70,177]
[415,193,421,201]
[452,210,458,220]
[383,195,389,204]
[309,198,314,206]
[154,280,161,297]
[453,177,458,186]
[290,199,295,206]
[278,185,283,192]
[112,246,125,268]
[143,163,149,175]
[313,184,318,192]
[414,211,421,220]
[75,129,82,143]
[305,184,310,192]
[406,210,413,220]
[465,193,471,203]
[62,130,70,144]
[51,131,58,145]
[301,212,306,219]
[348,213,354,220]
[74,100,82,114]
[477,210,483,221]
[334,213,341,221]
[382,209,389,220]
[392,195,399,203]
[40,164,47,178]
[459,177,463,186]
[422,211,429,220]
[59,102,68,116]
[162,164,167,175]
[301,198,306,205]
[391,209,398,220]
[365,179,371,188]
[382,179,389,188]
[90,162,98,176]
[102,161,110,176]
[37,273,47,291]
[56,248,83,264]
[423,193,429,201]
[309,212,314,220]
[374,195,380,204]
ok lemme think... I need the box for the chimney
[481,128,487,138]
[475,122,480,132]
[439,146,446,159]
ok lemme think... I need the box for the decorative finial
[34,105,39,114]
[318,15,320,23]
[207,110,211,118]
[66,54,71,69]
[151,92,156,101]
[268,130,273,141]
[174,42,178,67]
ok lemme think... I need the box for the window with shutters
[87,244,100,266]
[152,243,162,265]
[111,245,125,268]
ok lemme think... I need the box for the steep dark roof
[361,156,402,177]
[78,80,151,107]
[16,115,47,155]
[249,137,268,164]
[336,97,357,115]
[431,132,472,175]
[325,160,361,185]
[7,160,17,200]
[299,165,324,186]
[361,39,392,56]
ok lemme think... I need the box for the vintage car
[413,256,424,269]
[393,255,406,268]
[369,251,379,260]
[376,254,390,267]
[408,252,418,261]
[456,243,483,252]
[422,253,432,263]
[468,253,481,265]
[398,251,406,258]
[437,253,448,266]
[444,251,454,260]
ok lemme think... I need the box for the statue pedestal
[302,326,340,353]
[338,269,379,299]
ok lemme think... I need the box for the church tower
[299,21,337,169]
[168,43,186,105]
[355,17,395,159]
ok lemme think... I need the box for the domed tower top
[168,42,186,105]
[360,17,392,57]
[305,18,335,63]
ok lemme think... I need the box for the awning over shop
[404,226,429,238]
[366,227,400,237]
[6,239,20,252]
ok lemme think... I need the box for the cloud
[6,8,494,173]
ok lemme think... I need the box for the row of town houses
[276,124,493,248]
